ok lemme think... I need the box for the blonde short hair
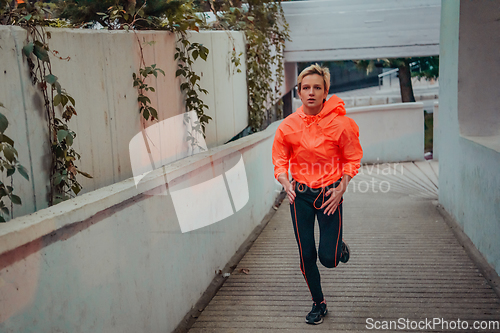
[297,64,331,93]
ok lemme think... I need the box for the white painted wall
[346,103,425,163]
[290,100,425,163]
[0,27,247,218]
[438,0,500,276]
[0,123,281,333]
[282,0,441,62]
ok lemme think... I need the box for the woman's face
[298,74,328,113]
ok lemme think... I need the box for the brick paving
[188,161,500,332]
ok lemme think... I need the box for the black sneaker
[340,241,350,263]
[305,300,327,325]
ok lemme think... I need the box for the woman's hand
[320,186,343,215]
[320,175,351,215]
[278,173,296,204]
[285,180,296,204]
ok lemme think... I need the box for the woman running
[272,64,363,325]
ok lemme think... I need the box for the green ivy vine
[61,1,212,133]
[133,39,166,121]
[207,0,290,131]
[0,103,29,222]
[1,1,92,206]
[174,38,211,134]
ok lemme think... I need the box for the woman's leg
[290,188,324,304]
[317,199,343,268]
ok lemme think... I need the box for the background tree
[411,56,439,81]
[355,56,439,102]
[53,0,195,29]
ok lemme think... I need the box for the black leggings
[290,179,343,304]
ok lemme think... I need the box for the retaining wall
[0,122,281,333]
[290,101,425,163]
[346,102,425,163]
[0,26,247,218]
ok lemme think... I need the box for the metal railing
[378,68,399,89]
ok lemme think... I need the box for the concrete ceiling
[282,0,441,62]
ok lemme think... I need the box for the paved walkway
[188,162,500,332]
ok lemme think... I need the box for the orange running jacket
[272,95,363,188]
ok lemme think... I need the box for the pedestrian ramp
[187,161,500,332]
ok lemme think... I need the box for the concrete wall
[290,100,425,163]
[0,122,281,333]
[457,1,500,138]
[0,26,247,219]
[341,93,438,109]
[438,0,500,276]
[346,103,425,163]
[282,0,441,62]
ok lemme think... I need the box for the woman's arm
[320,117,362,215]
[272,127,295,203]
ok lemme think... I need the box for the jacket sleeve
[339,118,363,178]
[272,127,291,180]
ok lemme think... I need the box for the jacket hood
[296,94,346,122]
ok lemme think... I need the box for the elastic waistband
[294,178,342,194]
